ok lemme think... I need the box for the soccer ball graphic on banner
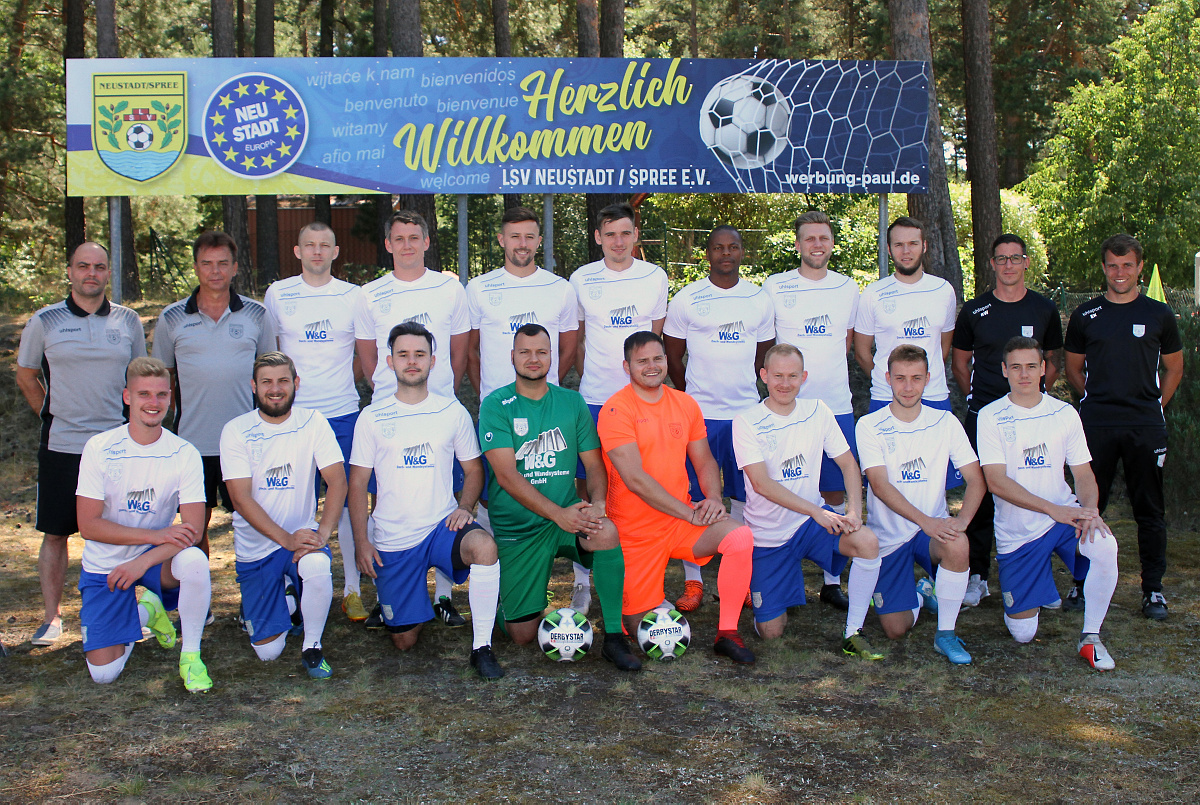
[698,74,792,170]
[126,123,154,151]
[538,607,594,662]
[637,606,691,661]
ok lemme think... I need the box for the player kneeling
[75,358,212,692]
[856,346,986,664]
[221,353,346,678]
[978,337,1119,670]
[349,323,505,679]
[734,345,883,658]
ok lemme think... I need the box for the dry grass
[3,308,1200,803]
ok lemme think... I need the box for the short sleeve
[312,413,345,470]
[75,436,107,501]
[662,293,689,339]
[218,421,252,481]
[818,403,851,458]
[731,414,763,469]
[940,285,957,332]
[178,445,206,505]
[755,294,775,341]
[854,289,877,335]
[349,412,376,468]
[1042,299,1064,350]
[855,419,884,470]
[1063,307,1087,354]
[452,404,482,461]
[151,310,175,367]
[557,282,579,332]
[951,304,975,351]
[946,416,979,470]
[574,394,601,453]
[477,394,514,452]
[449,282,471,336]
[127,312,148,358]
[597,395,637,453]
[1160,306,1183,354]
[254,304,277,356]
[846,286,860,330]
[974,409,1006,467]
[684,394,707,441]
[16,314,45,370]
[1062,408,1093,466]
[569,272,586,322]
[465,280,483,329]
[650,268,669,321]
[353,289,375,340]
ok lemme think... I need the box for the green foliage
[947,182,1049,295]
[1166,311,1200,519]
[1024,0,1200,288]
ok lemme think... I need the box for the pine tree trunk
[255,0,279,287]
[64,0,86,257]
[213,0,254,289]
[961,0,1002,295]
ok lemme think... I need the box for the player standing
[479,324,640,670]
[977,337,1119,669]
[75,358,212,691]
[348,322,505,679]
[598,332,756,664]
[568,202,669,613]
[17,242,147,646]
[264,222,368,622]
[733,345,883,659]
[152,231,276,554]
[764,211,862,609]
[951,234,1063,607]
[1064,234,1183,620]
[663,225,773,611]
[220,353,347,678]
[354,210,471,626]
[856,345,985,664]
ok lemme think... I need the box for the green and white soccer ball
[637,606,691,661]
[698,74,792,170]
[538,607,593,662]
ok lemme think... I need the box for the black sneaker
[302,647,332,679]
[1063,586,1086,612]
[470,646,505,680]
[819,583,850,611]
[714,634,756,665]
[601,634,642,671]
[365,603,385,630]
[1142,592,1169,621]
[433,596,467,627]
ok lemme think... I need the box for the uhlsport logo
[203,72,307,179]
[508,311,539,332]
[126,487,156,513]
[514,427,568,471]
[264,463,293,489]
[402,442,434,467]
[302,319,332,342]
[608,305,638,327]
[803,314,831,335]
[93,73,186,182]
[902,316,931,338]
[714,321,745,343]
[1022,443,1049,467]
[899,456,926,482]
[780,453,806,480]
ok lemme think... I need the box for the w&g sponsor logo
[264,463,293,489]
[402,442,434,467]
[898,457,926,482]
[126,487,157,513]
[1022,443,1048,468]
[303,319,332,341]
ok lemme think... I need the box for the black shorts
[37,448,83,536]
[201,455,234,511]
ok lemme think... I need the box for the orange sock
[715,526,753,632]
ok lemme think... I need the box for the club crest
[488,292,503,307]
[228,323,244,339]
[380,421,396,439]
[882,298,897,315]
[513,418,529,436]
[669,423,683,439]
[588,286,603,300]
[1021,325,1033,338]
[696,303,711,317]
[284,300,297,316]
[1133,324,1145,338]
[105,329,122,345]
[250,443,263,462]
[105,460,123,482]
[782,294,797,309]
[92,72,187,183]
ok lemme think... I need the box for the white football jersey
[855,273,956,402]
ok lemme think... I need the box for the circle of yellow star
[284,105,299,120]
[255,80,269,95]
[235,83,250,97]
[223,147,237,162]
[219,94,233,109]
[212,131,227,145]
[277,143,293,157]
[241,155,257,169]
[286,125,300,140]
[208,111,225,127]
[272,89,286,103]
[260,154,277,169]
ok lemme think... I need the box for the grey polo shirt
[17,296,147,453]
[152,288,275,456]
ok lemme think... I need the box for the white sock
[298,552,333,651]
[474,505,491,531]
[285,588,298,616]
[87,643,133,683]
[1004,613,1038,643]
[138,600,151,628]
[729,499,745,521]
[911,606,921,626]
[1080,534,1119,635]
[434,567,453,601]
[252,632,287,661]
[823,570,841,586]
[682,560,704,584]
[467,562,500,650]
[844,556,881,636]
[934,567,969,632]
[171,547,210,654]
[339,508,359,595]
[573,562,591,586]
[831,501,847,516]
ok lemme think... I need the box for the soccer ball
[698,74,791,170]
[537,607,593,662]
[636,606,691,661]
[126,123,154,151]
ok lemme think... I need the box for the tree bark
[577,0,599,59]
[119,197,140,300]
[64,0,86,258]
[213,0,253,289]
[493,0,520,209]
[887,0,962,300]
[961,0,1002,295]
[373,0,390,267]
[688,0,698,58]
[582,0,623,262]
[373,0,388,56]
[598,0,624,58]
[255,0,279,287]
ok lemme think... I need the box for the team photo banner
[66,57,930,196]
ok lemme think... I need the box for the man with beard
[17,242,147,646]
[663,225,774,612]
[764,211,863,610]
[220,352,347,678]
[75,357,211,691]
[349,322,505,679]
[478,324,639,670]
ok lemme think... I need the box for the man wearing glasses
[951,234,1063,608]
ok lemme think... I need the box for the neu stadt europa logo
[93,73,187,182]
[203,73,308,179]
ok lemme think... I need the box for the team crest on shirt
[105,328,122,345]
[588,286,603,300]
[883,434,896,453]
[696,303,711,317]
[380,421,396,439]
[105,460,123,482]
[379,300,392,315]
[284,300,297,316]
[488,292,503,307]
[229,323,244,339]
[764,434,778,451]
[669,423,683,439]
[1133,324,1146,338]
[1021,325,1033,337]
[882,298,897,315]
[250,443,263,462]
[783,294,797,309]
[513,417,529,436]
[1002,425,1016,444]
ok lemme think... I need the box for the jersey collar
[65,294,111,317]
[183,286,243,314]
